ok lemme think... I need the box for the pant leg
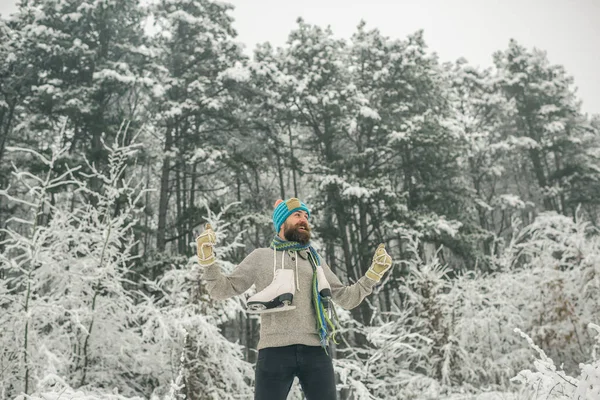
[296,345,337,400]
[254,345,297,400]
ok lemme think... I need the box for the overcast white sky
[1,0,598,116]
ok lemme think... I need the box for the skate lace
[272,247,300,292]
[294,253,299,292]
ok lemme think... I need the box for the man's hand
[365,243,393,282]
[196,223,216,266]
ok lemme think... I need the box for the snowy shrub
[440,211,600,395]
[438,210,600,394]
[499,211,600,372]
[344,235,457,399]
[444,270,529,389]
[0,138,149,396]
[512,323,600,399]
[352,210,600,399]
[0,133,254,399]
[137,203,254,399]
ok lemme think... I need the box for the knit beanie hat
[272,198,311,233]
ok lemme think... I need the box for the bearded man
[196,197,393,400]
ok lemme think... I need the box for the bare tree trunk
[23,275,31,394]
[403,143,417,210]
[553,150,567,214]
[325,208,336,274]
[157,126,173,252]
[79,290,99,387]
[0,99,16,167]
[143,162,150,261]
[356,203,373,326]
[288,125,298,197]
[175,161,183,254]
[529,147,554,210]
[275,149,285,199]
[189,162,197,250]
[236,172,241,202]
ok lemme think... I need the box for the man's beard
[283,222,311,245]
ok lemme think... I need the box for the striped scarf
[270,236,339,352]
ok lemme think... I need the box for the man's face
[282,210,311,244]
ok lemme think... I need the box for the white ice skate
[247,268,296,314]
[316,265,332,309]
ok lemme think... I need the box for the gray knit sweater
[202,247,378,350]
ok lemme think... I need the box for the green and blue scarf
[270,236,339,353]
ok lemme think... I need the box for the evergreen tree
[493,39,596,217]
[6,0,149,198]
[149,0,248,255]
[447,59,531,270]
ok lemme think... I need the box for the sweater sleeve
[201,249,259,300]
[321,259,378,310]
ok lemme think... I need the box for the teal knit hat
[272,198,310,233]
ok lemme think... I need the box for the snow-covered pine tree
[493,39,597,217]
[446,58,531,271]
[0,15,37,235]
[0,16,23,170]
[148,0,248,255]
[6,0,150,195]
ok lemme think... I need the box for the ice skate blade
[246,305,296,314]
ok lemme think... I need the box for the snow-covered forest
[1,0,599,399]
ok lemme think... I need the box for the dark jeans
[254,344,337,400]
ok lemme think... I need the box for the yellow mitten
[365,243,393,282]
[196,223,216,266]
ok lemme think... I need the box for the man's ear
[274,199,284,208]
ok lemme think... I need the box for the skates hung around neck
[246,249,298,314]
[246,248,333,315]
[246,268,296,314]
[315,264,332,309]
